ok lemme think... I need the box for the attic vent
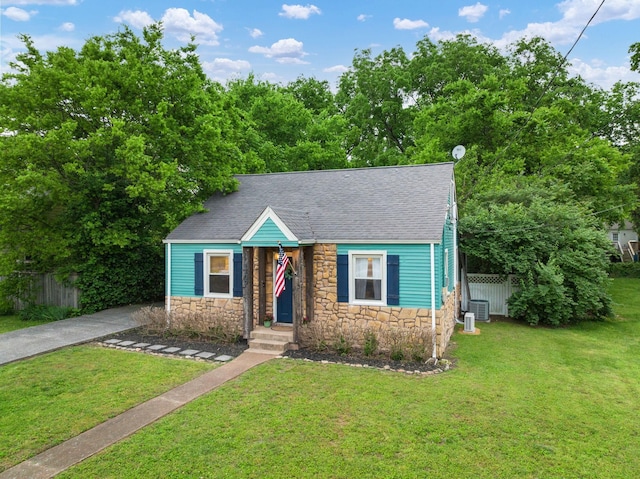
[468,300,490,322]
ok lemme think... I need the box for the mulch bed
[101,327,453,375]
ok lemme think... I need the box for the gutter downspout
[452,184,460,324]
[431,243,437,359]
[166,242,171,313]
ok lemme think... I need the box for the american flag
[275,244,289,298]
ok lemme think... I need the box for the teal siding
[243,218,297,247]
[337,244,435,308]
[168,243,241,297]
[443,215,456,293]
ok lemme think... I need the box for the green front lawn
[60,278,640,479]
[0,346,215,471]
[0,315,55,334]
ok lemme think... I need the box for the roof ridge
[236,162,454,178]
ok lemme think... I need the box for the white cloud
[115,8,223,46]
[59,21,74,31]
[393,18,429,30]
[114,10,154,29]
[495,0,640,50]
[248,28,263,38]
[279,4,321,20]
[2,6,33,21]
[459,3,489,23]
[249,37,309,64]
[204,58,251,72]
[558,0,640,26]
[357,14,371,22]
[499,9,511,20]
[161,8,223,45]
[324,64,349,73]
[568,57,640,89]
[3,0,77,4]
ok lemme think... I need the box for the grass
[0,314,55,333]
[56,278,640,479]
[0,346,215,471]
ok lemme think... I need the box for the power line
[489,0,607,165]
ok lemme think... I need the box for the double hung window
[349,251,386,305]
[204,250,233,297]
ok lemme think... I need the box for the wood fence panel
[4,274,81,310]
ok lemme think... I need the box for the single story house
[164,162,459,358]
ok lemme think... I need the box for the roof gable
[241,207,299,247]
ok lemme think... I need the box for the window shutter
[337,254,349,303]
[194,253,204,296]
[387,254,400,306]
[233,253,242,297]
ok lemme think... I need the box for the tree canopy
[1,25,638,321]
[0,26,242,310]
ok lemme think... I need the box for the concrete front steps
[249,326,294,354]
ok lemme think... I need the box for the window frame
[348,250,387,306]
[203,249,234,298]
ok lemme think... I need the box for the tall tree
[226,75,347,172]
[0,25,241,310]
[336,46,415,166]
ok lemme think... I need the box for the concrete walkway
[0,304,147,365]
[0,305,278,478]
[0,350,275,479]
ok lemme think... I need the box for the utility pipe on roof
[431,243,437,359]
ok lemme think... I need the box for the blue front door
[276,273,293,324]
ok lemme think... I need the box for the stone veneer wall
[166,243,458,357]
[302,243,457,358]
[166,296,244,334]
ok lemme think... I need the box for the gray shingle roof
[166,162,455,243]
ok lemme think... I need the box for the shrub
[0,298,14,316]
[363,328,378,356]
[333,335,352,356]
[19,305,77,321]
[382,328,407,361]
[132,307,242,344]
[609,262,640,278]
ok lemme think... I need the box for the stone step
[250,327,293,343]
[248,338,290,352]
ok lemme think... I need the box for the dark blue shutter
[387,254,400,306]
[337,254,349,303]
[233,253,242,297]
[194,253,204,296]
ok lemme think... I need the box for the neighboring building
[609,221,639,262]
[164,163,459,358]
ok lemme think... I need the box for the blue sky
[1,0,639,90]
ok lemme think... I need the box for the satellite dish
[452,145,466,160]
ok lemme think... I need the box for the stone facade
[167,243,457,358]
[303,243,457,358]
[166,296,244,335]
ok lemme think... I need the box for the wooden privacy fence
[3,273,81,310]
[467,274,519,316]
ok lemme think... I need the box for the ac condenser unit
[468,299,490,321]
[464,312,475,333]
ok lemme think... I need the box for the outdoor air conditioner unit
[468,299,490,322]
[464,312,475,333]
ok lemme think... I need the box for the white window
[349,251,386,305]
[204,250,233,298]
